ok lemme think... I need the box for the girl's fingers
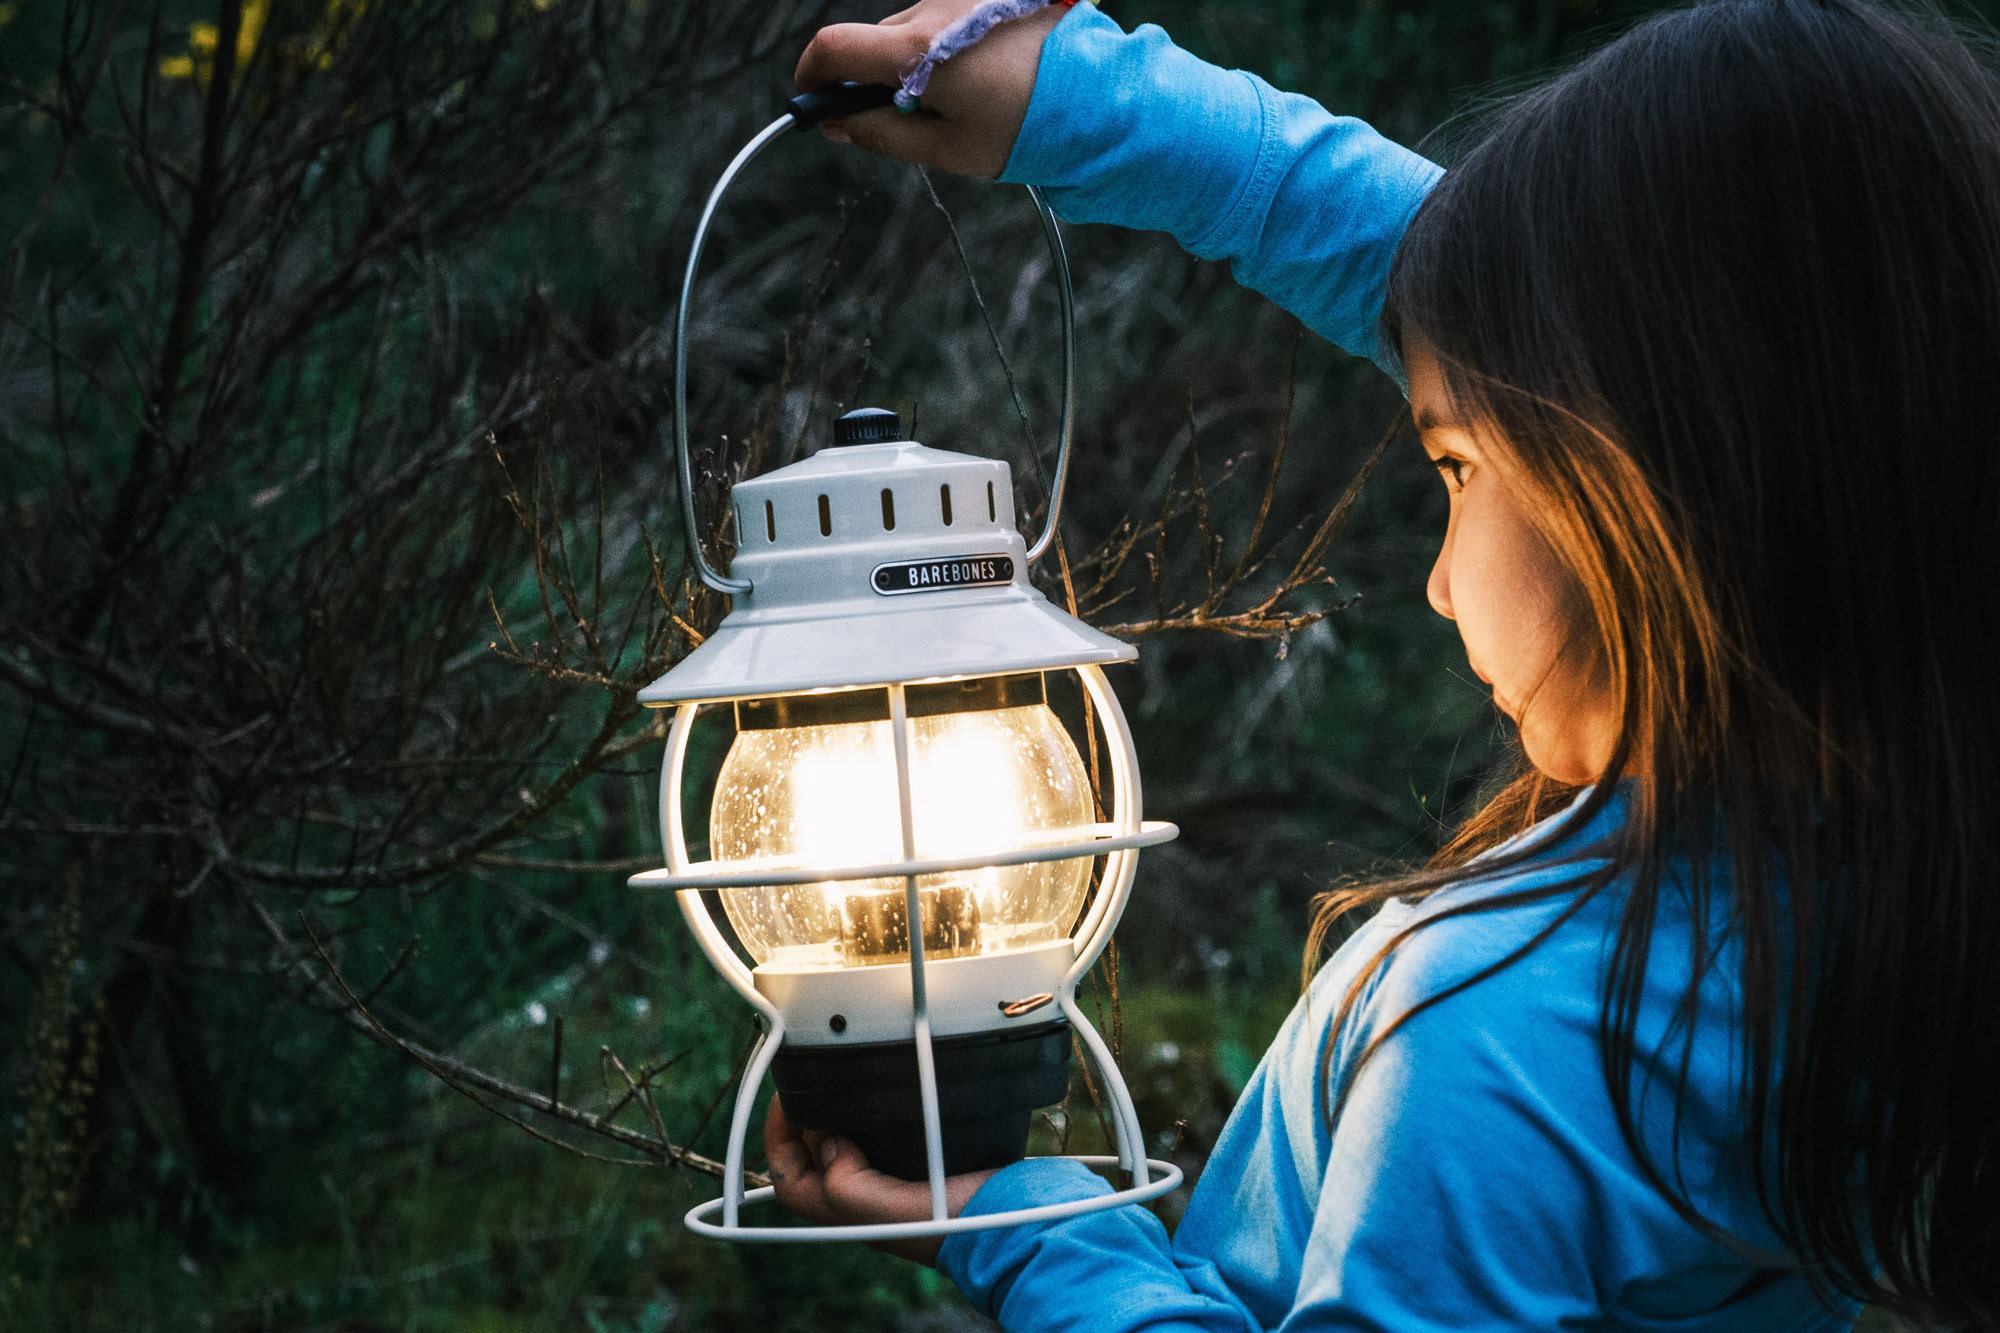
[815,1136,953,1265]
[794,21,929,94]
[765,1096,834,1220]
[825,110,978,174]
[764,1098,1005,1264]
[816,1135,934,1217]
[793,0,1059,176]
[763,1092,804,1162]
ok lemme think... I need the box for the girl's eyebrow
[1414,406,1463,433]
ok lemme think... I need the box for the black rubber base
[770,1021,1071,1180]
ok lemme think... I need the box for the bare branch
[250,898,752,1183]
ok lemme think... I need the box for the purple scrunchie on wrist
[896,0,1062,110]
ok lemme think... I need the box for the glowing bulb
[709,687,1094,969]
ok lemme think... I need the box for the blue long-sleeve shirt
[939,10,1859,1330]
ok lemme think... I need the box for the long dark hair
[1311,0,2000,1324]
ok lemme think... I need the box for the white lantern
[630,85,1182,1243]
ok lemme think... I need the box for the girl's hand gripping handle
[794,0,1069,178]
[786,81,898,129]
[764,1094,998,1266]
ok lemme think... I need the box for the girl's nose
[1428,530,1456,621]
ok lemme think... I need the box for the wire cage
[632,664,1180,1242]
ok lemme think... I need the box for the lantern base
[770,1020,1071,1180]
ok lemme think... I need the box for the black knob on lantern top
[835,407,902,446]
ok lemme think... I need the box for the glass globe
[710,689,1095,969]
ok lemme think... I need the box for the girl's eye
[1431,455,1470,490]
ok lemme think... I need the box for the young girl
[764,1,2000,1328]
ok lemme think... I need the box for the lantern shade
[637,438,1134,707]
[709,682,1097,971]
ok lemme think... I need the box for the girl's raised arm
[797,2,1442,377]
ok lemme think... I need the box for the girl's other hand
[764,1093,999,1265]
[793,0,1067,178]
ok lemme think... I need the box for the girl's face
[1407,343,1619,785]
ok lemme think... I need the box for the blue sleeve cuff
[937,1159,1259,1331]
[935,1157,1113,1317]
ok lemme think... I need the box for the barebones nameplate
[871,554,1015,596]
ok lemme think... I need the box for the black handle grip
[786,81,898,130]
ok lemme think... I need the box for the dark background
[1,1,1972,1327]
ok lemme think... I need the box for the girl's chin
[1518,721,1601,787]
[1525,738,1614,787]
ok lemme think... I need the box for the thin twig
[250,898,737,1179]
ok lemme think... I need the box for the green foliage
[6,1123,952,1330]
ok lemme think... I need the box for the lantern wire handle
[1024,186,1075,565]
[673,117,784,597]
[673,101,1077,596]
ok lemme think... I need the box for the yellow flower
[159,0,269,88]
[290,0,367,71]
